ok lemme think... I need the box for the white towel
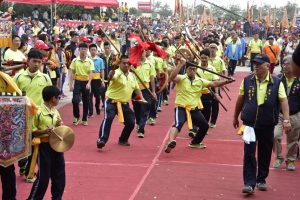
[242,126,256,144]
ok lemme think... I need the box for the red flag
[146,42,169,60]
[128,33,149,67]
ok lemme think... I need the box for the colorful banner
[0,16,12,48]
[0,96,32,167]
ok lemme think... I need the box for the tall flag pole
[292,8,297,31]
[281,6,289,30]
[265,8,271,29]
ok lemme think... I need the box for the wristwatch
[283,119,290,123]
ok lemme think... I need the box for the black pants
[149,92,160,119]
[228,59,238,76]
[243,126,274,188]
[173,107,208,144]
[210,96,219,124]
[99,84,107,109]
[250,53,259,72]
[133,89,153,134]
[98,99,135,143]
[28,143,65,200]
[0,165,16,200]
[88,79,101,115]
[72,80,89,121]
[201,93,214,123]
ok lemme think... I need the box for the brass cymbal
[176,48,194,61]
[49,125,75,153]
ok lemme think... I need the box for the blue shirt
[92,56,105,73]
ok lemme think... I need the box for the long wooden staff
[99,28,156,101]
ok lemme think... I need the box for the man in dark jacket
[233,54,291,194]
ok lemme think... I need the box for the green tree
[224,4,242,21]
[158,3,172,17]
[129,7,138,15]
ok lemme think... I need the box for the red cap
[53,37,61,42]
[96,37,102,42]
[34,41,50,50]
[79,36,91,43]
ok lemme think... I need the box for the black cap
[267,35,274,40]
[21,34,29,41]
[252,54,270,64]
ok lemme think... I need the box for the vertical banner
[0,16,12,48]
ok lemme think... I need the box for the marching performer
[197,49,220,125]
[209,42,227,128]
[133,50,156,138]
[27,86,65,200]
[165,56,234,153]
[88,44,105,117]
[69,42,94,126]
[14,49,52,182]
[97,55,146,149]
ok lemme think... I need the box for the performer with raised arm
[165,56,234,153]
[96,55,146,149]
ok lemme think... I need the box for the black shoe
[164,140,176,153]
[96,109,100,115]
[188,131,196,139]
[118,141,130,146]
[97,139,105,149]
[256,183,267,191]
[242,185,254,194]
[88,114,93,118]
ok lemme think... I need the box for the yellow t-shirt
[175,74,210,108]
[209,57,226,74]
[225,37,241,45]
[249,39,262,54]
[134,60,156,88]
[232,43,237,56]
[196,65,219,81]
[239,74,287,105]
[53,26,60,35]
[286,78,295,88]
[70,57,95,78]
[154,56,167,73]
[32,27,41,36]
[32,103,61,137]
[13,69,52,106]
[216,44,223,58]
[106,68,139,103]
[4,49,26,62]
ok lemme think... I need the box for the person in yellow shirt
[197,49,219,126]
[209,42,226,128]
[124,2,129,21]
[164,56,234,153]
[69,42,94,126]
[3,35,27,74]
[133,50,156,138]
[13,49,52,182]
[273,56,300,171]
[119,2,124,22]
[27,86,65,200]
[233,54,291,194]
[0,71,23,200]
[247,33,262,72]
[96,55,145,149]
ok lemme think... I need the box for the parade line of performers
[1,29,300,199]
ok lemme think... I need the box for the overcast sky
[125,0,298,10]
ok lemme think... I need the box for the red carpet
[1,72,299,199]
